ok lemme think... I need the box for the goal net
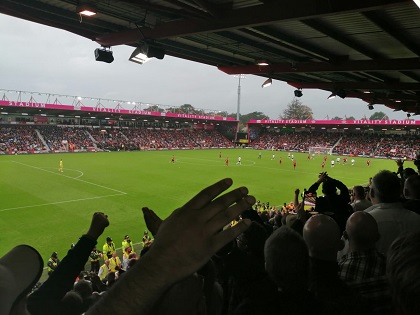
[309,146,333,155]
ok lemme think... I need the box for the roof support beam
[287,81,420,91]
[218,58,420,74]
[95,0,411,46]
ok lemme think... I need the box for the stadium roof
[2,0,420,113]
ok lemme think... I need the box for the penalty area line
[11,161,127,195]
[0,193,125,212]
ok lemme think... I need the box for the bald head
[303,214,343,261]
[346,212,379,251]
[265,227,309,292]
[404,175,420,200]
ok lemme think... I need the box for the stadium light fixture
[327,93,336,100]
[294,89,303,97]
[327,89,346,99]
[76,4,97,16]
[407,113,411,118]
[368,104,374,110]
[129,43,165,65]
[261,78,272,88]
[256,60,270,66]
[94,47,114,63]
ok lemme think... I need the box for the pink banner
[249,119,420,126]
[0,100,236,122]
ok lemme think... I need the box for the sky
[0,13,409,120]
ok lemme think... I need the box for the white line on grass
[0,194,125,212]
[11,161,127,195]
[42,167,84,179]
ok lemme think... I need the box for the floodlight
[327,93,336,100]
[129,43,165,65]
[294,89,303,97]
[95,47,114,63]
[368,105,374,110]
[407,113,411,118]
[256,60,269,66]
[77,5,96,16]
[261,78,272,88]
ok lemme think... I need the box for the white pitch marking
[0,194,124,212]
[11,161,127,195]
[42,167,84,179]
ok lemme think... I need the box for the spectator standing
[403,174,420,215]
[307,172,352,232]
[351,186,372,212]
[303,215,368,314]
[339,212,392,313]
[387,232,420,315]
[365,170,420,255]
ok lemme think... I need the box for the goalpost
[309,146,333,155]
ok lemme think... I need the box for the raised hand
[86,212,110,240]
[146,178,254,283]
[142,207,163,237]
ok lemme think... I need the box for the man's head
[345,212,380,251]
[322,179,337,196]
[303,214,343,261]
[352,185,366,201]
[265,226,309,292]
[106,236,112,244]
[387,232,420,315]
[124,235,130,242]
[104,259,110,266]
[403,167,417,180]
[111,252,117,258]
[404,175,420,200]
[236,222,268,257]
[369,170,401,204]
[51,252,58,260]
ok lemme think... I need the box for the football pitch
[0,149,398,262]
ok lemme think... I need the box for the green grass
[0,149,400,264]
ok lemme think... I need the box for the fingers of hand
[183,178,233,210]
[202,186,249,220]
[212,219,252,252]
[207,195,255,233]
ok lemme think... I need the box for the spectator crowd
[252,130,420,159]
[0,125,234,154]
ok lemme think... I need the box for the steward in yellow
[102,236,116,260]
[47,252,60,276]
[122,235,134,253]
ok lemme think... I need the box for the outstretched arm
[307,172,328,193]
[27,213,109,315]
[87,178,254,315]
